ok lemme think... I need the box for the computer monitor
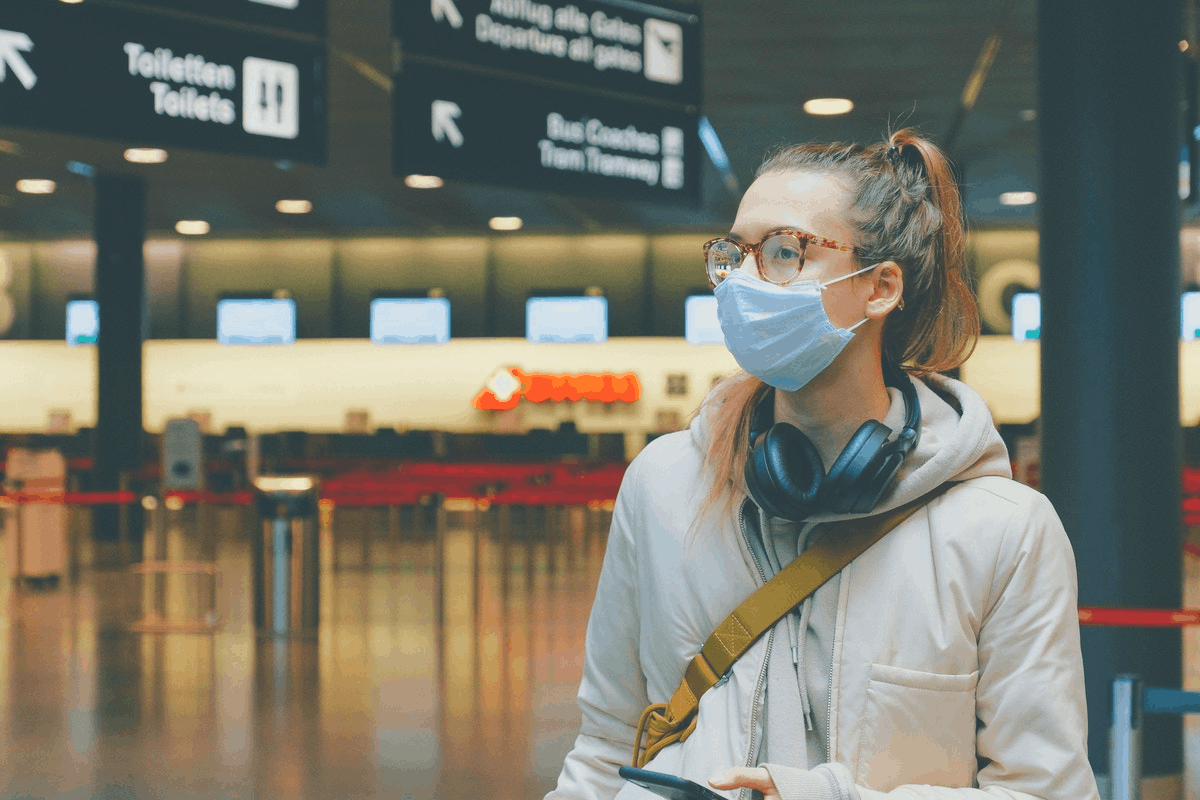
[526,296,608,343]
[1010,292,1040,342]
[66,299,99,346]
[217,298,296,344]
[684,295,723,345]
[1182,292,1200,341]
[370,297,450,343]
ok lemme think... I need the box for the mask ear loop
[846,317,870,333]
[820,263,883,333]
[818,262,881,291]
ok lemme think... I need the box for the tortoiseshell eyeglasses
[703,229,863,287]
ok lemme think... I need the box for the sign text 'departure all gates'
[395,0,701,108]
[0,3,325,163]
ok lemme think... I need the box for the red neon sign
[473,367,641,410]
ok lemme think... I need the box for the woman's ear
[865,261,904,319]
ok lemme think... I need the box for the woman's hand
[708,767,781,800]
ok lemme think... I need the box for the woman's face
[729,170,872,330]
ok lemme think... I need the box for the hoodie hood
[688,371,1012,523]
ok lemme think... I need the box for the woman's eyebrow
[729,226,811,244]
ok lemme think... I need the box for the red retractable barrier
[1079,608,1200,627]
[2,490,139,505]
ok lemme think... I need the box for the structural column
[1039,0,1184,792]
[93,174,147,556]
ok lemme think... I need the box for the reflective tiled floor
[0,503,608,800]
[3,504,1199,800]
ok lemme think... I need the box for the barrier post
[117,471,131,566]
[67,474,80,584]
[361,507,370,568]
[9,478,23,584]
[499,503,511,600]
[252,476,320,637]
[1111,675,1143,800]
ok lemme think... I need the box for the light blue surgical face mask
[714,263,879,392]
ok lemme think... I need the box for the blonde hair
[692,129,979,527]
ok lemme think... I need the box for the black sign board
[395,0,701,108]
[394,61,700,205]
[117,0,326,38]
[0,3,326,163]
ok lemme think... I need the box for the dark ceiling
[0,0,1050,239]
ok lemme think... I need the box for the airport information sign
[394,61,699,204]
[393,0,701,204]
[0,2,326,163]
[393,0,701,107]
[117,0,325,37]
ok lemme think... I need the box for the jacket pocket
[852,663,979,791]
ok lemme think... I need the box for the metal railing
[1110,675,1200,800]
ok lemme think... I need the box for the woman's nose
[735,252,759,278]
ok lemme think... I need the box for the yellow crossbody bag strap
[632,483,953,768]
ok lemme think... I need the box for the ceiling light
[489,216,523,231]
[175,220,210,235]
[1018,109,1037,122]
[405,174,444,189]
[16,179,56,194]
[124,148,168,164]
[999,191,1037,206]
[59,0,84,4]
[1182,40,1191,52]
[802,98,854,116]
[275,199,312,214]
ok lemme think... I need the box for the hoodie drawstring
[792,596,815,731]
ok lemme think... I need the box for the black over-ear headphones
[744,359,921,521]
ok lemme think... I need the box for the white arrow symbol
[432,100,464,148]
[0,30,36,91]
[432,0,463,29]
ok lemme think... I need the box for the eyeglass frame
[703,229,866,288]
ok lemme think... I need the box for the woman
[546,130,1099,800]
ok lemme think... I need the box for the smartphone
[618,766,726,800]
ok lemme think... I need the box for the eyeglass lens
[706,233,807,286]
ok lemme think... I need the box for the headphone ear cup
[744,423,825,521]
[846,450,906,514]
[821,421,892,514]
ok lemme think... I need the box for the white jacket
[546,372,1100,800]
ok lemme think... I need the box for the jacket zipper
[739,629,774,800]
[825,644,834,764]
[737,500,772,800]
[738,500,769,585]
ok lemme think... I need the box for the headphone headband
[743,359,922,520]
[882,358,921,457]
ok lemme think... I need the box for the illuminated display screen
[1011,292,1040,342]
[685,295,723,345]
[526,296,608,343]
[66,299,99,346]
[1018,292,1200,342]
[217,298,296,345]
[1183,292,1200,341]
[371,297,450,344]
